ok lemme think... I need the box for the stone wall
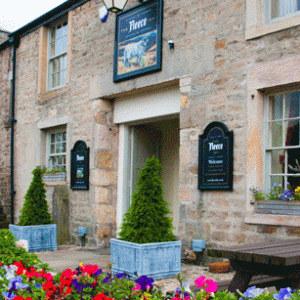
[0,30,9,44]
[0,46,12,219]
[4,0,300,249]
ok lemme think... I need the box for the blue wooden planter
[110,238,181,279]
[9,224,57,252]
[255,200,300,215]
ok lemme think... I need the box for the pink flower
[204,279,218,293]
[194,276,206,288]
[132,284,141,292]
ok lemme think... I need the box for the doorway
[117,117,180,234]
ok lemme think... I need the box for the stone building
[1,0,300,249]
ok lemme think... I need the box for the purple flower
[2,291,16,299]
[94,269,103,277]
[274,287,292,300]
[115,273,125,279]
[135,275,154,290]
[243,286,264,298]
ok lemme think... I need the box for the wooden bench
[207,239,300,295]
[213,275,286,292]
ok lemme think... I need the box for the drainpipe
[9,35,19,224]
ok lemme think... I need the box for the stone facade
[0,29,9,44]
[1,0,300,250]
[0,44,12,218]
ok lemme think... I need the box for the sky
[0,0,67,32]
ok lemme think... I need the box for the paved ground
[34,245,234,294]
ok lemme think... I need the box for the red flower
[43,280,54,290]
[92,293,115,300]
[82,264,99,275]
[13,296,25,300]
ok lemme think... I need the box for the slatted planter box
[9,224,57,252]
[110,238,181,279]
[255,200,300,215]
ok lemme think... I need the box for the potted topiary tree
[9,166,57,252]
[110,156,181,279]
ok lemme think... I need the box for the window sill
[246,14,300,40]
[245,212,300,227]
[38,85,69,101]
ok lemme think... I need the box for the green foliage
[213,291,237,300]
[119,156,176,244]
[18,166,52,226]
[0,229,49,270]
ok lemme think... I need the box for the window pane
[56,133,62,142]
[269,121,283,147]
[56,37,67,55]
[286,91,300,118]
[271,149,285,174]
[56,24,67,39]
[50,144,55,154]
[61,142,66,153]
[285,120,300,146]
[270,176,283,189]
[269,94,283,120]
[271,0,299,19]
[60,70,66,86]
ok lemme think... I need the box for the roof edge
[0,0,90,50]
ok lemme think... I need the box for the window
[265,91,300,191]
[245,0,300,39]
[47,130,67,171]
[265,0,300,23]
[48,19,68,90]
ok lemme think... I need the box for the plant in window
[119,156,176,244]
[42,165,66,174]
[251,183,300,201]
[18,166,52,226]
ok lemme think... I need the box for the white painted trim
[114,86,180,124]
[37,116,69,129]
[116,124,130,236]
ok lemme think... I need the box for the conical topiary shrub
[119,156,176,244]
[18,166,52,226]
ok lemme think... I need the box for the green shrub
[0,229,49,270]
[119,156,176,244]
[18,166,52,226]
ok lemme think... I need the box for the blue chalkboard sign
[198,122,233,190]
[71,141,89,190]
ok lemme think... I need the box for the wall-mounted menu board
[198,122,233,190]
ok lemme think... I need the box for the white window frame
[47,18,68,90]
[46,130,67,171]
[246,0,300,39]
[263,90,300,192]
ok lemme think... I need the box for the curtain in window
[278,0,297,17]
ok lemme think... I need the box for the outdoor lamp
[103,0,128,13]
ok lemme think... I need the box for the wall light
[103,0,129,13]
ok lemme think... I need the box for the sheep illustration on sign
[124,38,149,67]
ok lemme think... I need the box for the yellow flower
[4,236,7,239]
[79,262,83,267]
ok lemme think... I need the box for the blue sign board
[113,0,163,82]
[198,122,233,190]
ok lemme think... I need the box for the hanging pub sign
[113,0,163,83]
[71,141,89,190]
[198,122,233,190]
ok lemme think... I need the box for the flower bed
[0,260,298,300]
